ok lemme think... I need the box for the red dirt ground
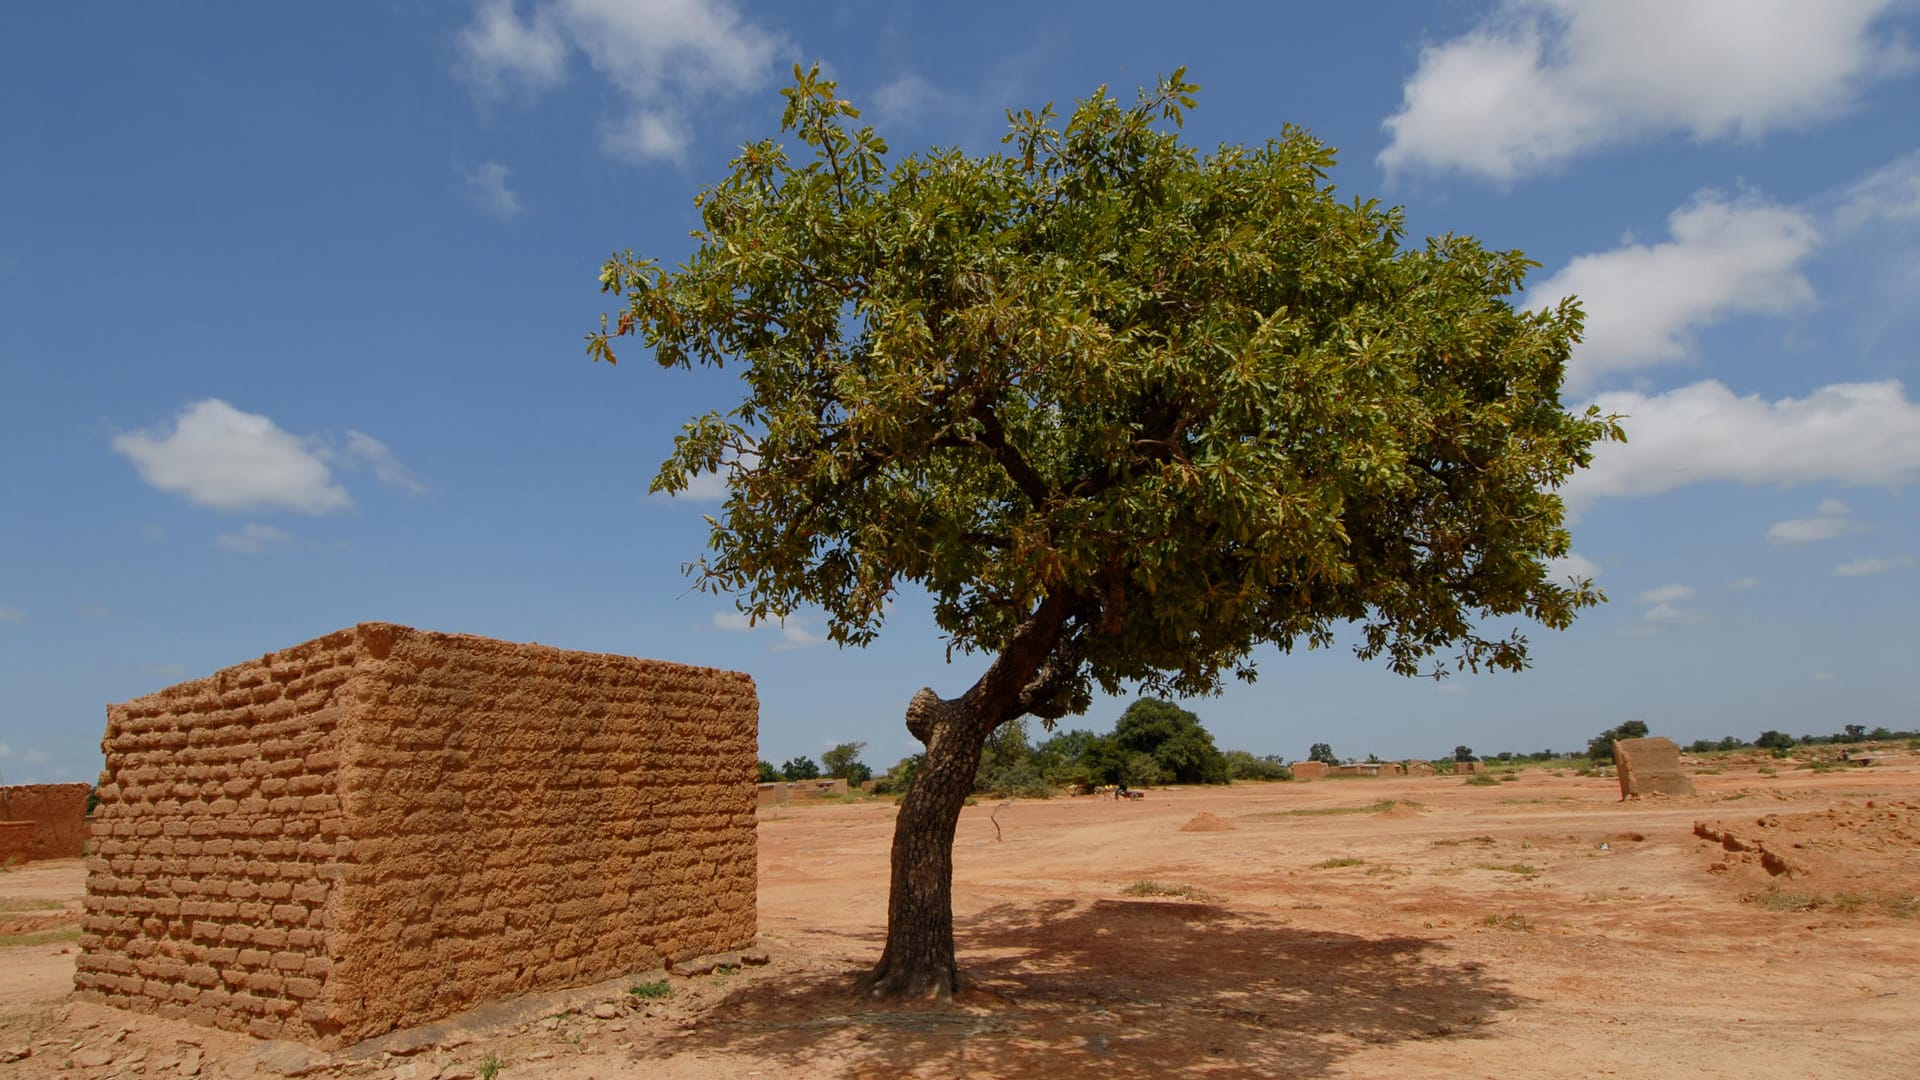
[4,752,1918,1078]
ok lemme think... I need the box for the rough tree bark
[861,594,1081,1000]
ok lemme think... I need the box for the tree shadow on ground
[656,898,1521,1078]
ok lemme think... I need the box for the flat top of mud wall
[81,622,758,1047]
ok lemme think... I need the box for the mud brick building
[76,623,757,1046]
[0,782,90,861]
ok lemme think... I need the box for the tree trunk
[862,689,987,1000]
[862,593,1079,1000]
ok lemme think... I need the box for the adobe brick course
[0,782,91,861]
[76,622,757,1047]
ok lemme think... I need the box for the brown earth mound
[1693,800,1920,914]
[1179,811,1236,832]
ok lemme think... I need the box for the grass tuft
[1122,880,1221,902]
[1477,863,1541,877]
[1312,857,1365,870]
[628,979,674,999]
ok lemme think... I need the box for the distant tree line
[760,717,1920,796]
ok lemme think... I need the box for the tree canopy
[594,64,1616,708]
[591,64,1617,999]
[1113,698,1228,784]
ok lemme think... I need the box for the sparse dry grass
[1122,880,1221,902]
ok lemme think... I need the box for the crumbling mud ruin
[75,622,757,1047]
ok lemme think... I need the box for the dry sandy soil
[5,753,1918,1079]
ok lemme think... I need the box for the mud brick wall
[77,630,359,1041]
[0,821,35,862]
[0,782,91,859]
[78,623,758,1047]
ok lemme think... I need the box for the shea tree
[590,66,1616,999]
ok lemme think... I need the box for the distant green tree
[1842,724,1866,742]
[1223,750,1292,780]
[1755,730,1794,751]
[821,741,871,782]
[1587,720,1650,760]
[757,760,780,783]
[871,754,923,795]
[976,720,1051,797]
[782,756,822,781]
[1454,745,1475,763]
[1308,743,1339,766]
[1113,699,1228,784]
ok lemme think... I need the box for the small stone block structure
[1289,761,1329,779]
[1404,761,1435,777]
[76,623,757,1047]
[1614,736,1695,798]
[0,782,92,861]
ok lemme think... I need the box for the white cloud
[343,431,428,496]
[454,0,568,97]
[1638,583,1695,606]
[1767,500,1861,544]
[1566,380,1920,505]
[1531,191,1818,391]
[1834,554,1915,576]
[0,742,50,766]
[1543,551,1601,583]
[216,523,292,554]
[461,162,523,220]
[454,0,790,164]
[1380,0,1915,182]
[1836,150,1920,230]
[772,621,826,652]
[1628,582,1704,634]
[1726,576,1761,590]
[601,109,692,165]
[869,73,953,125]
[709,608,826,651]
[111,400,351,514]
[0,606,23,623]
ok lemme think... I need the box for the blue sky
[4,1,1918,783]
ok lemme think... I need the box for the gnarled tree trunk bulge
[861,689,989,1000]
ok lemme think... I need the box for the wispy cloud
[461,161,523,220]
[1626,582,1705,635]
[453,0,791,165]
[0,606,24,623]
[710,608,827,651]
[1766,499,1861,544]
[1543,551,1601,584]
[1380,0,1915,183]
[215,523,292,554]
[343,431,429,495]
[1834,554,1915,577]
[0,742,50,766]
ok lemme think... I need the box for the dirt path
[4,757,1917,1078]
